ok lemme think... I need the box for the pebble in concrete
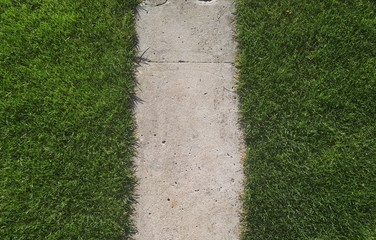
[134,0,243,239]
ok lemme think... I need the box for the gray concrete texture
[137,0,236,63]
[134,0,243,239]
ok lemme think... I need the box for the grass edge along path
[236,0,376,239]
[1,0,139,239]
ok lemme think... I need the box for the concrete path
[134,0,243,239]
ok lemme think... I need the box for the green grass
[236,0,376,239]
[1,0,138,239]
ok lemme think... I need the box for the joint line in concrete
[139,60,235,64]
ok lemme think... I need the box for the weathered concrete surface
[136,0,236,63]
[134,0,243,239]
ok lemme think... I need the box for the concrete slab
[134,63,243,239]
[134,0,243,239]
[136,0,236,63]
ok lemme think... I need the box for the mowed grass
[237,0,376,239]
[1,0,138,239]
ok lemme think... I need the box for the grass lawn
[236,0,376,239]
[1,0,138,238]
